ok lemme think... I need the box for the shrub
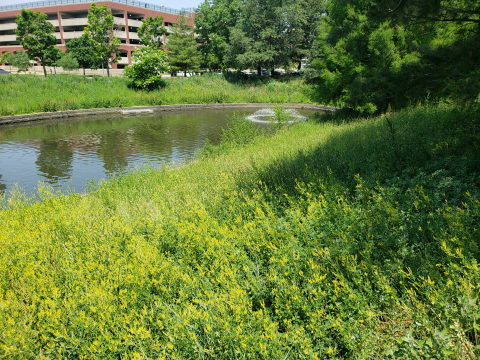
[124,46,169,90]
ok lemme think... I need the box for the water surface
[0,108,319,196]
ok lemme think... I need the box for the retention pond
[0,107,320,196]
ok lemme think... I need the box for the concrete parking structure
[0,0,195,68]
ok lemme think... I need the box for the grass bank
[1,104,479,358]
[0,73,312,117]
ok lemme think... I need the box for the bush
[124,46,169,90]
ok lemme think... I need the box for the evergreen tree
[167,14,201,76]
[15,9,56,78]
[57,53,79,73]
[310,0,480,114]
[10,50,30,73]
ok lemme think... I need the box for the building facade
[0,0,195,68]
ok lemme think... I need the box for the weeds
[0,103,479,358]
[0,73,311,116]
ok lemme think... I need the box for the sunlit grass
[0,73,312,116]
[1,104,479,358]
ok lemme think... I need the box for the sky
[0,0,204,10]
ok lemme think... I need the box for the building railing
[0,0,196,15]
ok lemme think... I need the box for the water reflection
[0,174,6,192]
[0,108,320,196]
[96,126,134,173]
[36,139,73,182]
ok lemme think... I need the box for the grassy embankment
[0,73,312,117]
[1,103,480,358]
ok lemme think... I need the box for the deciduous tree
[66,35,97,75]
[0,52,12,66]
[283,0,324,70]
[138,16,167,48]
[195,0,241,70]
[84,3,121,77]
[222,0,295,75]
[15,9,56,78]
[44,47,63,74]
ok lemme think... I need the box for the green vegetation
[1,103,479,358]
[196,0,324,72]
[7,50,30,73]
[84,3,121,78]
[14,9,57,78]
[44,47,64,74]
[124,47,169,91]
[167,14,202,76]
[309,0,480,114]
[56,53,79,73]
[0,52,11,66]
[0,74,312,116]
[137,16,167,48]
[65,36,98,75]
[197,0,479,113]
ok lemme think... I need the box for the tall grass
[1,104,479,358]
[0,73,312,116]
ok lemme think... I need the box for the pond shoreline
[0,103,337,126]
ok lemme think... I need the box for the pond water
[0,108,319,196]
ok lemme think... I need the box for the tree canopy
[66,35,97,75]
[57,53,79,73]
[43,47,63,73]
[84,3,120,77]
[15,9,56,78]
[195,0,242,70]
[167,14,201,76]
[0,52,12,65]
[196,0,325,74]
[9,50,30,73]
[138,16,167,48]
[309,0,480,114]
[124,47,169,90]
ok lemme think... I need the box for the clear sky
[0,0,204,10]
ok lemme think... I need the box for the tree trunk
[83,67,85,76]
[257,65,261,76]
[42,60,47,78]
[271,68,274,77]
[54,66,57,74]
[298,61,302,70]
[107,64,110,77]
[184,69,187,77]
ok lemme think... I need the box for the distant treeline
[196,0,480,114]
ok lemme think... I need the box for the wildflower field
[0,73,311,117]
[1,104,479,358]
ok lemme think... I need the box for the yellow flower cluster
[1,103,479,358]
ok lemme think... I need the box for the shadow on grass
[230,104,480,312]
[221,70,303,86]
[236,104,480,203]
